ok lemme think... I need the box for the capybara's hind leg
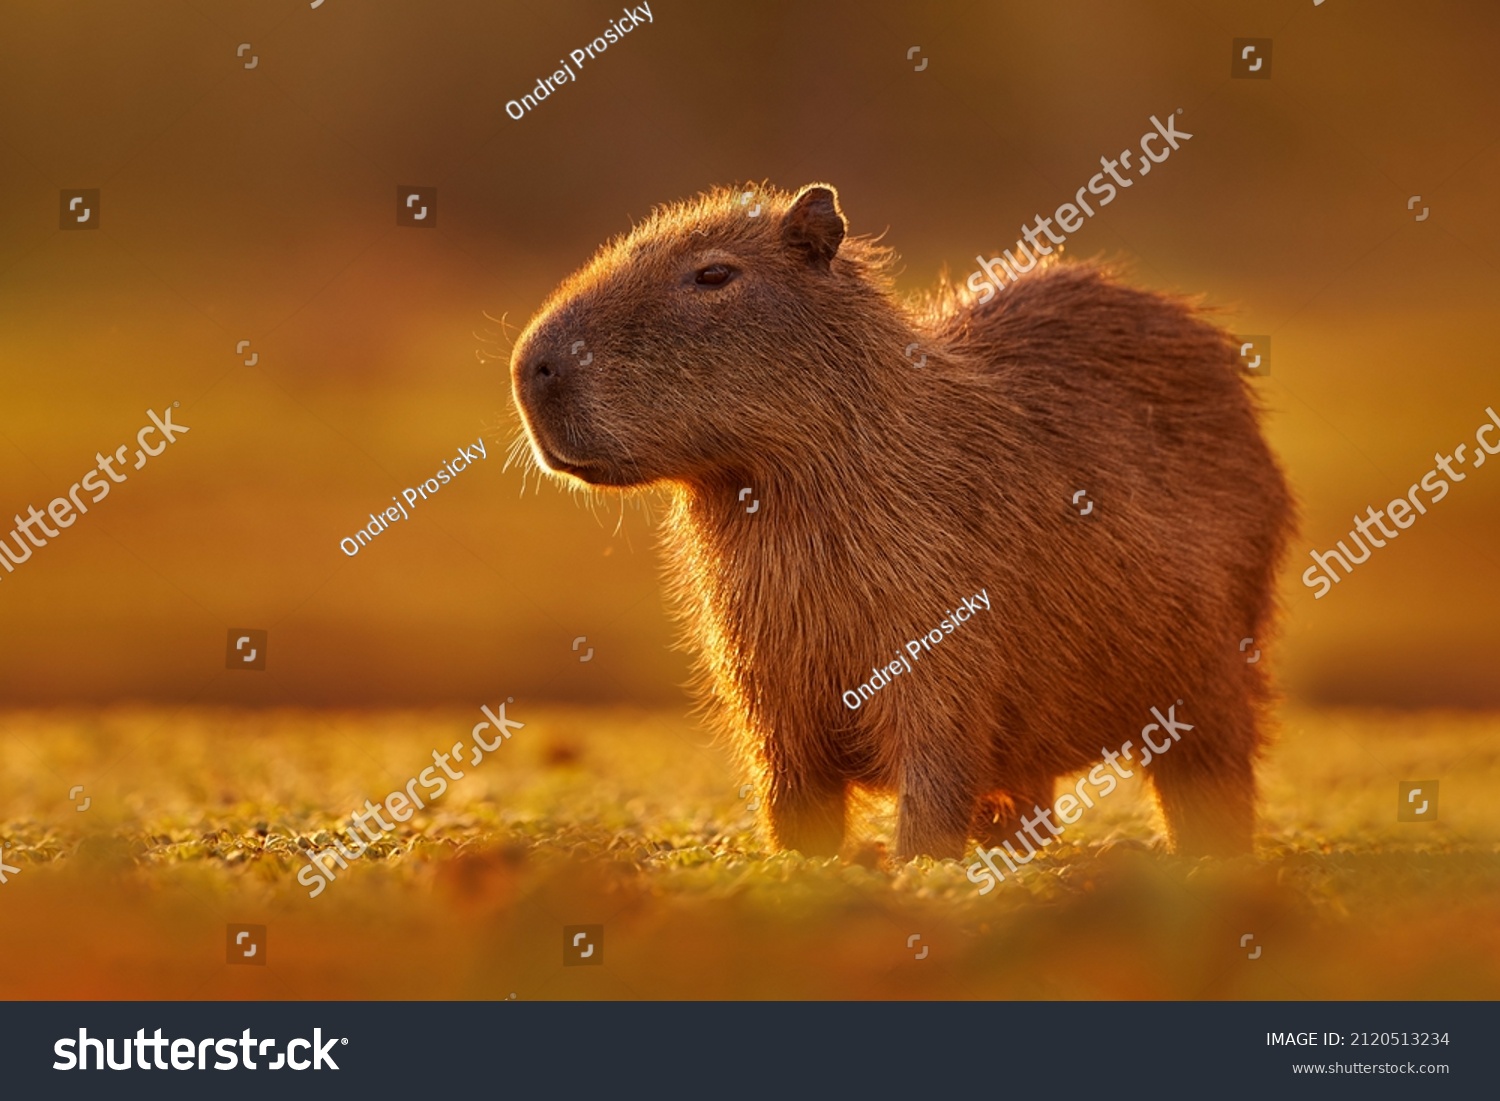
[972,778,1056,849]
[765,777,847,857]
[1148,736,1256,857]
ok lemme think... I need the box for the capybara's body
[511,183,1293,861]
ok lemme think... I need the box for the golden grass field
[1,703,1497,1000]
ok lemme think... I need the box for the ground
[0,704,1497,999]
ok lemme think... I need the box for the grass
[1,703,1497,999]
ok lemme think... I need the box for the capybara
[510,182,1293,862]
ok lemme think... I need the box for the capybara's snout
[510,321,568,420]
[510,314,605,478]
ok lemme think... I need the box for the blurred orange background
[2,0,1497,710]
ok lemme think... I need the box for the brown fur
[509,182,1294,861]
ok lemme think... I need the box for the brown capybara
[510,182,1293,862]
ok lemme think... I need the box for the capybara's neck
[659,302,1029,608]
[674,298,1016,514]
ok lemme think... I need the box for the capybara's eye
[694,264,738,287]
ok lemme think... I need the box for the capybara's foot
[766,784,847,857]
[972,781,1057,850]
[895,823,967,862]
[895,789,973,862]
[1151,755,1255,856]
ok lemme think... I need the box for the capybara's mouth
[519,419,604,480]
[535,443,639,487]
[535,443,591,476]
[544,451,597,478]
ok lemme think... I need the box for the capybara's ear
[781,184,846,268]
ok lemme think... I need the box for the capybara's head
[511,183,894,487]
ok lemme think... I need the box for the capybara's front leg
[895,762,976,862]
[765,775,847,857]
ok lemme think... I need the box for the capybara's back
[510,182,1294,863]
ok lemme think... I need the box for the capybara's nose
[518,344,567,402]
[530,353,559,383]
